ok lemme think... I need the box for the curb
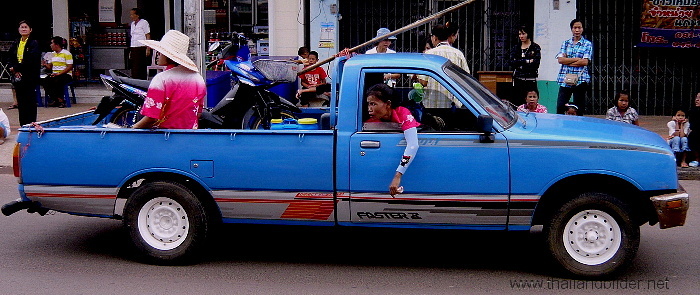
[677,167,700,180]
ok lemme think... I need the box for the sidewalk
[0,82,697,178]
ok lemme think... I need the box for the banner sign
[638,0,700,48]
[98,0,116,23]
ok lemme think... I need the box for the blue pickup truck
[3,54,688,277]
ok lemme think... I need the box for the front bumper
[650,186,689,229]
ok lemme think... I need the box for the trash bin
[206,70,231,108]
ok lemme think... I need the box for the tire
[242,107,297,129]
[110,107,142,128]
[545,193,639,278]
[123,181,210,263]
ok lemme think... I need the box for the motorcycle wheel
[111,107,143,128]
[241,108,298,129]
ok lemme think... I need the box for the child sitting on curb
[606,90,639,125]
[667,108,691,167]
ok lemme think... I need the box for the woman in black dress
[509,25,541,106]
[8,20,40,125]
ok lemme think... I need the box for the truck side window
[361,71,478,132]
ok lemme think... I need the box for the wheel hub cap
[563,209,622,265]
[137,197,189,250]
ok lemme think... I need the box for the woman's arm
[530,44,541,68]
[390,127,419,196]
[133,116,158,129]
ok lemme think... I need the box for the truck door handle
[360,140,381,149]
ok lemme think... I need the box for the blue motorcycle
[200,59,302,129]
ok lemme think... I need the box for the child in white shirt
[667,109,691,167]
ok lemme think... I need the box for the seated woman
[133,30,206,129]
[516,89,548,113]
[365,83,420,196]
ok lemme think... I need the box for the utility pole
[183,0,205,74]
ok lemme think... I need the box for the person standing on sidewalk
[7,20,40,126]
[423,24,470,108]
[555,19,592,115]
[509,25,541,106]
[129,8,151,80]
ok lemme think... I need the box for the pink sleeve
[140,76,166,119]
[394,107,421,131]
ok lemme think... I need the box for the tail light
[12,143,21,179]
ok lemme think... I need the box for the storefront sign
[638,0,700,48]
[320,22,336,49]
[98,0,116,23]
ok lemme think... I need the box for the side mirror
[477,115,495,143]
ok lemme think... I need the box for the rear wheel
[545,193,639,278]
[123,181,210,263]
[110,107,142,127]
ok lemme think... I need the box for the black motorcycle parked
[92,70,149,126]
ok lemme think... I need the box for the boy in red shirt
[296,51,329,107]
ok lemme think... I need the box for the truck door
[348,70,510,229]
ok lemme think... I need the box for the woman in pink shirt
[133,30,206,129]
[516,89,548,113]
[365,83,421,196]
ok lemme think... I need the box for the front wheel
[545,193,639,278]
[123,181,211,263]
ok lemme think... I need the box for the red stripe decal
[26,193,116,199]
[349,196,509,202]
[214,197,335,221]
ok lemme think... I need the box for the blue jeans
[669,136,690,153]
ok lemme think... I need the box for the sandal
[8,104,18,110]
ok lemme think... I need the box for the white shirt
[667,120,690,137]
[366,47,396,54]
[130,19,151,47]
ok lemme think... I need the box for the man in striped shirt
[423,24,470,109]
[43,36,73,107]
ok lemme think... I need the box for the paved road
[0,175,697,294]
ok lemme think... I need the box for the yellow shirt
[17,39,27,63]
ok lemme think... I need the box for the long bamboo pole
[298,0,478,75]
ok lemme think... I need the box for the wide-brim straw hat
[140,30,198,72]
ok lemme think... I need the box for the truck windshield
[444,63,517,129]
